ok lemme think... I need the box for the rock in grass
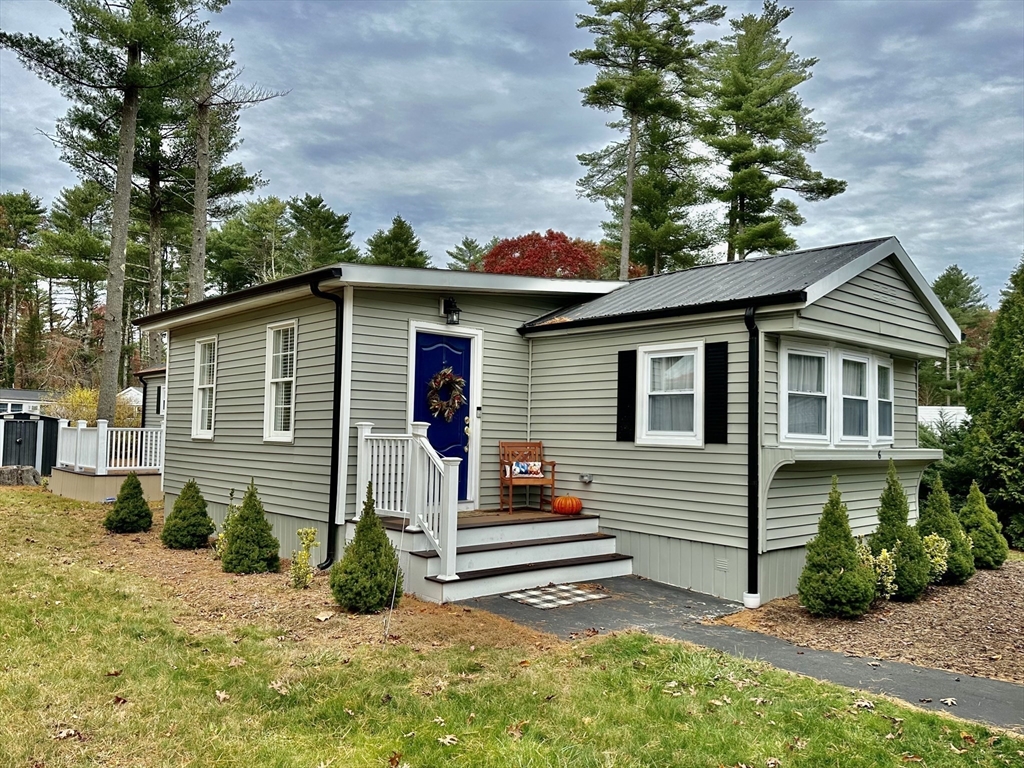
[103,472,152,534]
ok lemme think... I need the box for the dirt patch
[82,502,557,655]
[719,561,1024,684]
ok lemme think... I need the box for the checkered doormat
[502,583,609,610]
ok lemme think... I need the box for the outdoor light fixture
[443,297,461,325]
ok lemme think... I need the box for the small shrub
[797,477,876,618]
[856,538,899,601]
[221,481,280,575]
[161,479,215,549]
[330,483,403,613]
[212,490,239,561]
[959,481,1009,569]
[290,527,320,589]
[102,472,152,533]
[921,533,949,583]
[916,477,975,585]
[870,461,929,601]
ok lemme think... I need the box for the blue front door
[413,332,472,501]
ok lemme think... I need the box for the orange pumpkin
[552,495,583,514]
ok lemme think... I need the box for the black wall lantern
[443,297,461,325]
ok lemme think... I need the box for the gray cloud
[2,0,1021,301]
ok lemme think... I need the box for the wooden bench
[499,441,556,512]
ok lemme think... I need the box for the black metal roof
[522,238,893,333]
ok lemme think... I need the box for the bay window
[841,356,869,439]
[877,363,894,440]
[787,352,828,438]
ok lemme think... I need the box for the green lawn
[1,487,1020,767]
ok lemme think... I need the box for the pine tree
[916,477,975,585]
[286,194,361,271]
[329,484,403,613]
[161,479,215,549]
[364,215,430,268]
[103,472,152,534]
[221,480,280,574]
[446,236,497,271]
[797,477,876,618]
[870,461,929,601]
[959,481,1009,569]
[700,1,845,259]
[572,0,725,279]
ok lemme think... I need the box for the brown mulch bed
[718,561,1024,684]
[85,502,557,656]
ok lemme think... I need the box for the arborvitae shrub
[916,477,975,585]
[330,483,403,613]
[959,481,1009,569]
[221,481,280,574]
[870,461,929,601]
[102,472,152,533]
[797,477,876,618]
[161,479,215,549]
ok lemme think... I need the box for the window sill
[191,435,214,441]
[635,434,704,449]
[263,436,295,445]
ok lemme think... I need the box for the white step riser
[456,518,600,547]
[420,558,633,603]
[422,538,618,576]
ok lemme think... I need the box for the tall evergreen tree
[285,194,360,272]
[700,1,845,260]
[446,236,498,271]
[870,461,929,602]
[1,0,228,421]
[206,196,290,290]
[364,215,430,268]
[0,191,45,387]
[572,0,725,279]
[964,258,1024,546]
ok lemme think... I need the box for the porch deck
[379,508,597,530]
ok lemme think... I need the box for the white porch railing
[56,419,164,475]
[355,421,461,582]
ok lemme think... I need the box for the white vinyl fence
[56,419,164,475]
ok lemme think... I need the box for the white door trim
[407,321,484,511]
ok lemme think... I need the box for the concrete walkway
[465,575,1024,733]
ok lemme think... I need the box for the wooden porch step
[408,532,615,559]
[380,512,598,532]
[423,552,632,584]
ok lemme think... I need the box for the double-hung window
[264,321,297,441]
[786,351,828,439]
[192,337,217,438]
[636,341,704,447]
[877,363,894,441]
[840,355,870,440]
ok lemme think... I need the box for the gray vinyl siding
[606,527,746,601]
[529,317,750,550]
[165,295,337,525]
[801,257,948,352]
[763,336,779,447]
[893,358,918,447]
[765,462,926,550]
[142,374,165,428]
[346,289,568,516]
[759,547,808,602]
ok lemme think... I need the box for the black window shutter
[616,349,637,442]
[704,342,729,444]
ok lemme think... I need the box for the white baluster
[354,422,373,519]
[437,456,461,581]
[96,420,108,475]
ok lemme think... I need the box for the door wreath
[426,366,466,422]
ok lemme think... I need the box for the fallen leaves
[940,697,957,706]
[853,700,875,709]
[227,657,246,668]
[437,734,459,746]
[507,720,528,740]
[269,680,289,696]
[314,611,334,622]
[215,690,230,703]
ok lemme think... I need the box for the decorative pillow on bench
[505,461,544,478]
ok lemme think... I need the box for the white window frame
[876,361,894,443]
[264,320,298,443]
[780,341,895,448]
[635,340,704,448]
[191,337,217,439]
[837,352,871,444]
[782,344,831,443]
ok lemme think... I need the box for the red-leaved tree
[482,230,605,279]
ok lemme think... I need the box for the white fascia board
[137,284,323,332]
[802,237,961,345]
[334,264,625,296]
[790,319,949,359]
[791,448,943,463]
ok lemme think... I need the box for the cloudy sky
[2,0,1022,302]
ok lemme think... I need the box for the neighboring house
[919,405,969,430]
[135,366,167,429]
[0,388,48,414]
[134,236,958,605]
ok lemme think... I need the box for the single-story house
[0,388,48,414]
[135,236,958,605]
